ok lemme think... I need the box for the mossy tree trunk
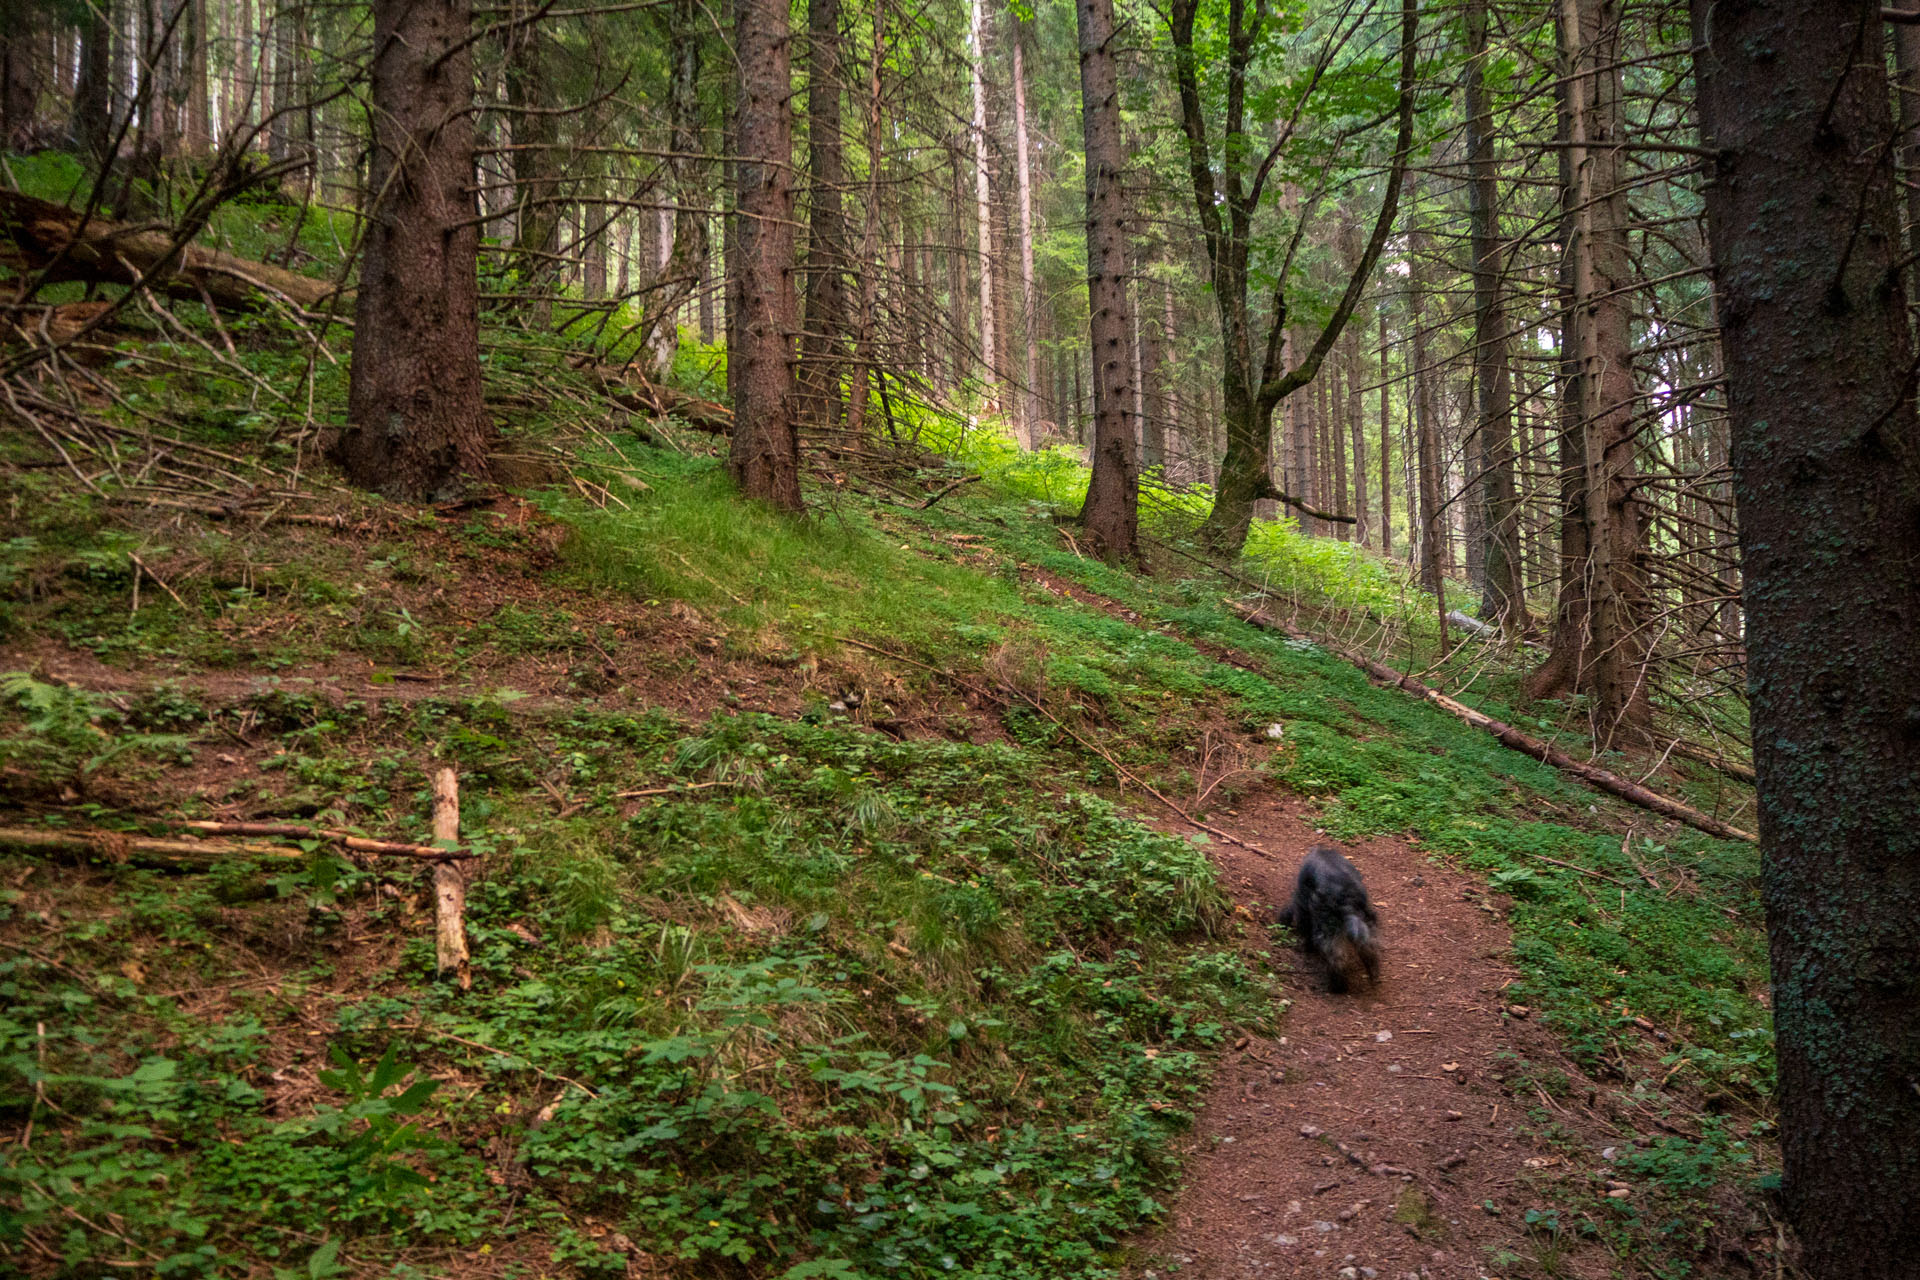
[1691,4,1920,1276]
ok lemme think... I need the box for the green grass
[0,151,1774,1276]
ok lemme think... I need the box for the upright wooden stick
[430,768,471,990]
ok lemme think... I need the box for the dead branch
[1225,600,1758,844]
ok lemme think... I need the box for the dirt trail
[1133,789,1611,1280]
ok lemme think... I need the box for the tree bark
[798,0,848,430]
[1011,18,1041,445]
[503,0,561,320]
[1378,303,1393,557]
[334,0,493,501]
[71,0,114,164]
[967,0,998,412]
[1528,0,1653,746]
[1464,0,1528,631]
[728,0,803,510]
[1410,232,1443,596]
[1075,0,1138,562]
[1690,5,1920,1276]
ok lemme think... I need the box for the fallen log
[569,355,733,434]
[178,819,474,860]
[0,826,308,866]
[1,189,345,314]
[1225,599,1758,845]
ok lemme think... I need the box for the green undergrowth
[1,698,1273,1276]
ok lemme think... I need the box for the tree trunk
[1075,0,1138,562]
[1464,0,1528,631]
[1140,275,1167,473]
[649,0,707,378]
[1528,0,1653,745]
[798,0,848,430]
[1011,18,1040,445]
[1893,1,1920,264]
[183,0,209,155]
[1378,303,1393,557]
[503,1,560,321]
[1346,325,1368,547]
[70,1,115,165]
[1411,232,1443,595]
[336,0,492,500]
[728,0,803,511]
[968,0,997,410]
[1690,4,1920,1277]
[1329,361,1348,540]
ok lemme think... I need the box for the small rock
[1601,1146,1619,1161]
[1374,1030,1393,1042]
[1409,875,1425,887]
[1266,723,1286,740]
[1271,1234,1297,1246]
[1387,1063,1403,1074]
[1338,1207,1358,1222]
[1444,1110,1463,1121]
[1338,1269,1359,1280]
[1607,1187,1632,1199]
[1314,1181,1340,1195]
[1313,1220,1338,1233]
[1440,1062,1460,1073]
[1352,1131,1374,1142]
[1300,1125,1325,1139]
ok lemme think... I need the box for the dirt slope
[1132,790,1615,1280]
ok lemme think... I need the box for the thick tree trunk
[1691,6,1920,1276]
[728,0,803,510]
[334,0,492,501]
[798,0,848,430]
[1075,0,1138,562]
[1464,0,1528,631]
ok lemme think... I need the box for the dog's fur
[1276,844,1380,993]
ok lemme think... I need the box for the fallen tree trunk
[0,826,309,866]
[179,819,475,860]
[1225,599,1758,845]
[0,190,346,314]
[568,355,733,434]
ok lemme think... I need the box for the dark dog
[1276,844,1380,993]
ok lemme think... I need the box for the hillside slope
[0,425,1779,1277]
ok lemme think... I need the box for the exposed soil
[1131,789,1617,1280]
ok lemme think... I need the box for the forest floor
[2,398,1786,1279]
[1130,792,1610,1280]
